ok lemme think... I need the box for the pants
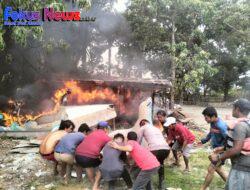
[40,152,56,161]
[151,149,170,189]
[225,169,250,190]
[107,168,133,190]
[54,152,75,181]
[133,167,159,190]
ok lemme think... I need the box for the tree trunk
[179,89,184,105]
[170,17,176,109]
[203,86,207,98]
[223,85,229,102]
[107,40,112,77]
[108,45,111,76]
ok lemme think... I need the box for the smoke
[0,0,137,114]
[1,0,162,122]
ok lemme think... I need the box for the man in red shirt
[110,131,160,190]
[164,117,195,172]
[75,121,111,184]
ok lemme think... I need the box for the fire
[57,80,126,112]
[0,80,132,127]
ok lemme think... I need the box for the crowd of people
[39,98,250,190]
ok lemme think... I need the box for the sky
[113,0,129,13]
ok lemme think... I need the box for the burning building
[0,78,171,133]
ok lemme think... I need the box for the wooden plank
[12,144,39,149]
[9,147,39,154]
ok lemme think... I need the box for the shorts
[210,152,225,167]
[75,154,101,168]
[172,141,193,157]
[225,169,250,190]
[40,152,56,161]
[54,152,74,165]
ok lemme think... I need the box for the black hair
[202,107,218,118]
[97,125,104,129]
[139,119,149,127]
[233,99,250,115]
[114,133,125,141]
[78,123,91,133]
[59,120,75,130]
[127,131,137,141]
[157,110,166,117]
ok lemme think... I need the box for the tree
[119,0,215,105]
[203,0,250,101]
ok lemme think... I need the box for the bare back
[39,130,67,154]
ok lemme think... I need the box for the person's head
[157,110,167,123]
[202,107,218,123]
[232,99,250,118]
[153,119,162,128]
[78,123,91,135]
[113,133,125,143]
[59,120,75,133]
[163,117,176,129]
[127,131,137,141]
[139,119,149,127]
[97,121,111,133]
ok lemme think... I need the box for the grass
[36,150,230,190]
[163,150,229,190]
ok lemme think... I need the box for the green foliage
[119,0,249,101]
[0,0,62,49]
[203,0,250,100]
[78,0,91,10]
[121,0,217,98]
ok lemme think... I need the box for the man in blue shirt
[54,123,91,184]
[200,107,228,190]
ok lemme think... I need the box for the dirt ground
[0,105,233,190]
[181,105,232,129]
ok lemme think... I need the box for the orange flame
[0,80,132,127]
[58,80,125,111]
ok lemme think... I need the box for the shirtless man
[39,120,75,175]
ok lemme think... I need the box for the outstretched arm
[109,141,133,152]
[201,132,211,144]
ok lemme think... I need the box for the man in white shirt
[138,119,170,190]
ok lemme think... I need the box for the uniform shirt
[54,132,84,155]
[127,140,160,170]
[168,123,195,145]
[76,129,111,158]
[138,124,170,151]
